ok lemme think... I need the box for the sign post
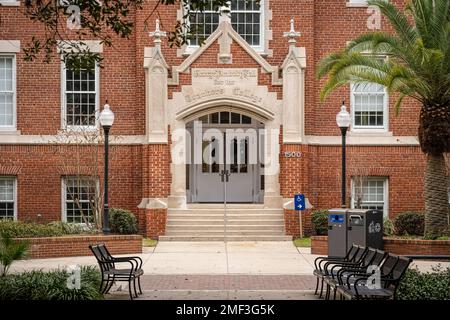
[294,194,306,239]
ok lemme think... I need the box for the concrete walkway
[9,241,449,300]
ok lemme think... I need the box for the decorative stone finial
[149,19,167,46]
[219,1,232,23]
[283,18,301,48]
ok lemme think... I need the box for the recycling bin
[346,209,383,250]
[327,208,348,258]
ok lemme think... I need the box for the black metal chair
[89,244,144,300]
[313,245,367,298]
[336,255,412,300]
[324,249,387,300]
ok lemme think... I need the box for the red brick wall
[0,1,428,234]
[144,209,167,239]
[15,235,143,259]
[284,209,312,238]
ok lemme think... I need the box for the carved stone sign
[191,68,258,86]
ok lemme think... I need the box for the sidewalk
[9,241,449,300]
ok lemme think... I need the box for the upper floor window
[351,82,388,131]
[0,55,16,130]
[62,176,98,224]
[62,62,99,128]
[0,177,16,220]
[189,0,263,49]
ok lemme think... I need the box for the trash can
[347,209,383,250]
[327,208,348,258]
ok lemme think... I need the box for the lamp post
[99,101,115,234]
[336,101,351,208]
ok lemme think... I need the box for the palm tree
[317,0,449,237]
[0,233,29,277]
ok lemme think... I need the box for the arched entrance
[186,110,265,203]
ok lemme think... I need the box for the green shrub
[0,266,103,300]
[110,208,138,234]
[0,221,94,238]
[394,212,425,236]
[383,218,395,236]
[397,266,450,300]
[0,233,29,276]
[311,210,328,235]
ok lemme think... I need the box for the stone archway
[167,96,282,209]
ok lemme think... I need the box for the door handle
[220,170,230,182]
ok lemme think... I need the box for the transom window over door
[63,62,98,128]
[351,82,388,130]
[189,0,263,48]
[0,55,16,130]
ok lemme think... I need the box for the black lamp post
[99,101,115,234]
[336,101,351,208]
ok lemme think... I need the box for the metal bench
[313,244,367,298]
[335,255,412,300]
[324,248,387,300]
[89,243,144,300]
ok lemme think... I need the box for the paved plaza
[10,241,450,300]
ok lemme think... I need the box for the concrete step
[168,214,284,220]
[186,204,265,209]
[168,209,283,215]
[165,225,284,232]
[166,219,285,226]
[159,235,293,241]
[164,230,286,236]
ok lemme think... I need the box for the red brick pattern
[0,1,430,236]
[14,235,143,259]
[144,209,167,239]
[311,236,450,256]
[284,209,312,238]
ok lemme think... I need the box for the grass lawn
[293,237,311,247]
[143,238,158,247]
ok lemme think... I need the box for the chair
[89,243,144,300]
[324,249,387,299]
[313,245,367,298]
[336,255,412,300]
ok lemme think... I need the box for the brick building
[0,0,427,240]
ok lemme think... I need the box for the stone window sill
[346,2,369,8]
[0,1,21,7]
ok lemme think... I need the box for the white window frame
[0,176,17,221]
[0,54,17,132]
[350,81,389,132]
[61,176,99,224]
[60,61,100,130]
[186,0,265,53]
[351,177,389,218]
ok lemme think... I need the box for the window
[351,177,388,218]
[0,177,16,220]
[351,82,388,130]
[0,55,16,130]
[62,62,99,128]
[63,177,98,224]
[188,0,263,49]
[199,112,252,125]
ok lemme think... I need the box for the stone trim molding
[0,40,20,53]
[168,18,282,86]
[56,40,103,53]
[138,198,168,209]
[304,135,420,146]
[0,134,147,145]
[176,0,273,58]
[0,1,20,7]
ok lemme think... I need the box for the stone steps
[159,235,293,241]
[161,207,290,242]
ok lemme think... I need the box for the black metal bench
[335,255,412,300]
[313,244,367,298]
[89,244,144,300]
[323,248,387,300]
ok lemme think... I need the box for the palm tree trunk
[424,153,449,237]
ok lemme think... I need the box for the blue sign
[294,194,306,211]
